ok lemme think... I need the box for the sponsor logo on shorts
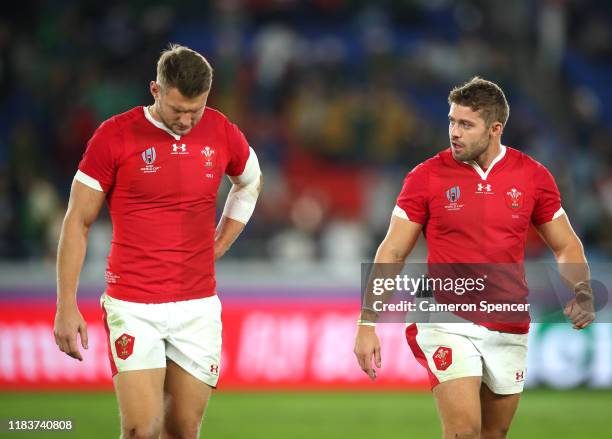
[433,346,452,371]
[210,364,219,376]
[114,333,135,360]
[515,370,524,382]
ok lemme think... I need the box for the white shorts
[101,293,222,388]
[405,322,528,395]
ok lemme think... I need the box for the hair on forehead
[157,44,213,98]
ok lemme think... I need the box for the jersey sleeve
[531,164,563,225]
[77,119,120,192]
[395,163,430,224]
[224,120,251,176]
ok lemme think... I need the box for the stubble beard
[453,132,491,162]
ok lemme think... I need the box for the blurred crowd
[0,0,611,265]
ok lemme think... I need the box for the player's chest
[428,173,535,233]
[117,138,227,200]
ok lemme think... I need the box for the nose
[179,114,192,127]
[450,123,461,139]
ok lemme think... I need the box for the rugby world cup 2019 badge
[140,147,161,173]
[142,147,156,164]
[444,185,464,211]
[114,333,135,360]
[505,187,524,210]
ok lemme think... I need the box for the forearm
[56,217,89,309]
[214,216,246,258]
[360,244,409,322]
[555,240,591,292]
[216,168,262,258]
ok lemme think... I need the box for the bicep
[375,215,423,262]
[65,179,106,227]
[535,214,582,256]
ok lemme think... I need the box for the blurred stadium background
[1,0,611,437]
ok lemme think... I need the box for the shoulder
[406,148,449,177]
[198,107,245,141]
[202,106,235,127]
[98,107,143,135]
[505,147,557,187]
[427,148,452,170]
[505,146,549,172]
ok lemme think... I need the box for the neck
[473,141,501,169]
[148,104,162,123]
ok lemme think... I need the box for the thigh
[114,368,166,438]
[480,383,521,439]
[433,376,482,439]
[162,359,213,439]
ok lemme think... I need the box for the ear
[150,81,161,100]
[490,121,503,137]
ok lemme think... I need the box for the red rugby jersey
[395,145,563,333]
[77,106,250,303]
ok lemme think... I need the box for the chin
[452,150,468,161]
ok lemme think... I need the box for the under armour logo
[210,364,219,375]
[172,143,187,153]
[516,371,524,382]
[477,183,492,192]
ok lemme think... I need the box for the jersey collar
[461,144,507,181]
[143,106,182,141]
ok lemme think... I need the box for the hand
[564,291,595,330]
[54,304,88,361]
[353,326,381,380]
[214,240,229,260]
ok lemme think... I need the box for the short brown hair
[156,44,213,97]
[448,77,509,127]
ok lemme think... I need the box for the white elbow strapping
[222,148,261,224]
[222,177,260,224]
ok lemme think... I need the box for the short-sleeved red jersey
[77,106,250,303]
[395,145,563,333]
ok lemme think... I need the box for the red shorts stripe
[405,323,439,389]
[101,302,118,376]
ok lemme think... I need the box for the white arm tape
[74,170,103,192]
[222,147,261,224]
[392,205,409,220]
